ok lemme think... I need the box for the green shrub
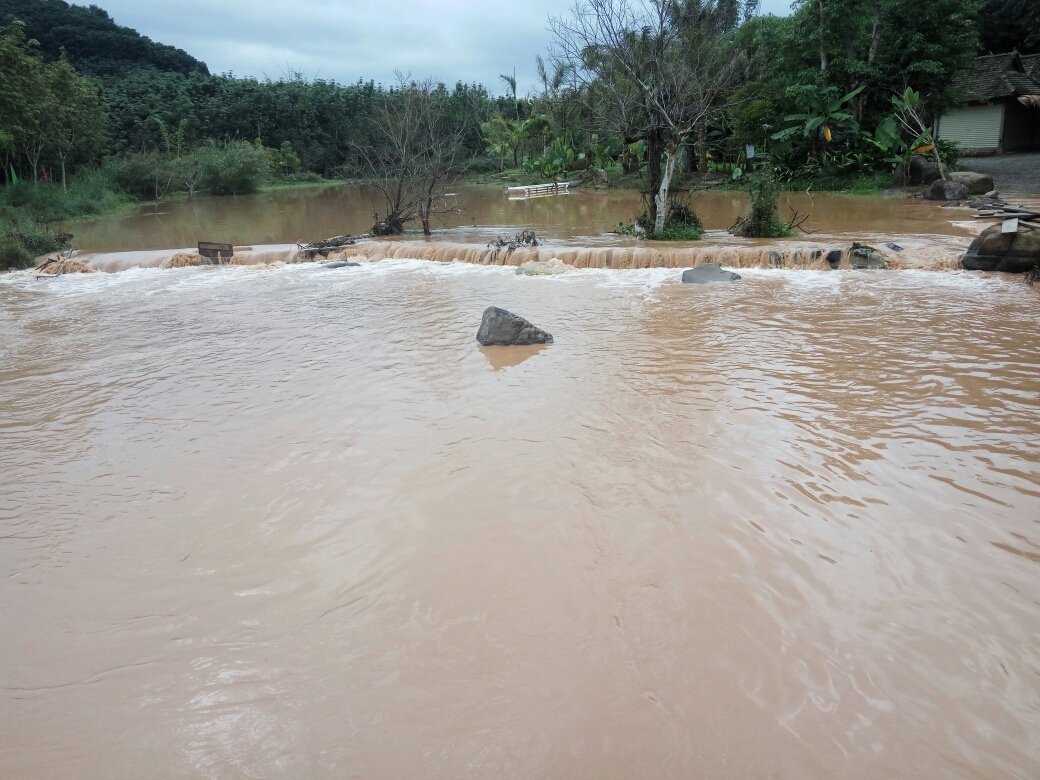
[732,166,793,238]
[200,141,270,195]
[0,174,132,224]
[0,213,65,270]
[654,199,704,240]
[615,201,704,241]
[100,152,176,200]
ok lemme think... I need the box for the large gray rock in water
[962,222,1040,273]
[922,179,969,202]
[681,263,741,283]
[948,171,995,195]
[322,261,360,268]
[476,307,554,345]
[908,155,941,185]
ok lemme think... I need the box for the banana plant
[890,88,945,179]
[589,134,614,169]
[772,85,866,158]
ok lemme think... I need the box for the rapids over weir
[73,237,968,273]
[339,239,961,271]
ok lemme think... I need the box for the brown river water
[66,182,975,252]
[3,186,1039,778]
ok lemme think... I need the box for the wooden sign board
[198,241,234,263]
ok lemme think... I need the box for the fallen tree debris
[297,234,368,260]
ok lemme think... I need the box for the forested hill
[0,0,208,76]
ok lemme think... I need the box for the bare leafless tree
[551,0,745,233]
[354,75,471,236]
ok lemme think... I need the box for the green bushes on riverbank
[0,171,136,269]
[0,142,324,269]
[0,212,64,270]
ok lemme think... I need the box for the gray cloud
[93,0,793,94]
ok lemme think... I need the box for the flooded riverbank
[45,182,987,276]
[1,261,1039,779]
[64,182,977,253]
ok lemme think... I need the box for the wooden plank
[198,241,233,259]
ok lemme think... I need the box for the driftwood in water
[297,233,369,260]
[487,230,538,263]
[730,206,812,237]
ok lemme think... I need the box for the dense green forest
[1,0,1038,266]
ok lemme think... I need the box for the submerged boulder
[476,307,554,346]
[908,155,941,185]
[923,179,970,202]
[850,243,885,269]
[962,222,1040,273]
[681,263,741,283]
[948,171,995,195]
[322,260,360,269]
[516,258,572,276]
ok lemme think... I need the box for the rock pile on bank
[922,179,970,202]
[948,172,995,195]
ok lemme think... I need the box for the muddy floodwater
[1,259,1039,779]
[66,182,977,253]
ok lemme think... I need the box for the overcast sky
[91,0,793,94]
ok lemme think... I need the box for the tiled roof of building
[951,52,1040,101]
[1022,54,1040,78]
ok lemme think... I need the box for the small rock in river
[681,263,741,283]
[323,261,360,269]
[476,307,554,346]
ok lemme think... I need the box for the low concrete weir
[67,238,967,273]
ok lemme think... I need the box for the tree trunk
[697,122,708,177]
[643,131,665,228]
[421,194,433,236]
[26,143,42,184]
[818,0,829,72]
[60,154,67,191]
[654,144,679,235]
[867,3,881,65]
